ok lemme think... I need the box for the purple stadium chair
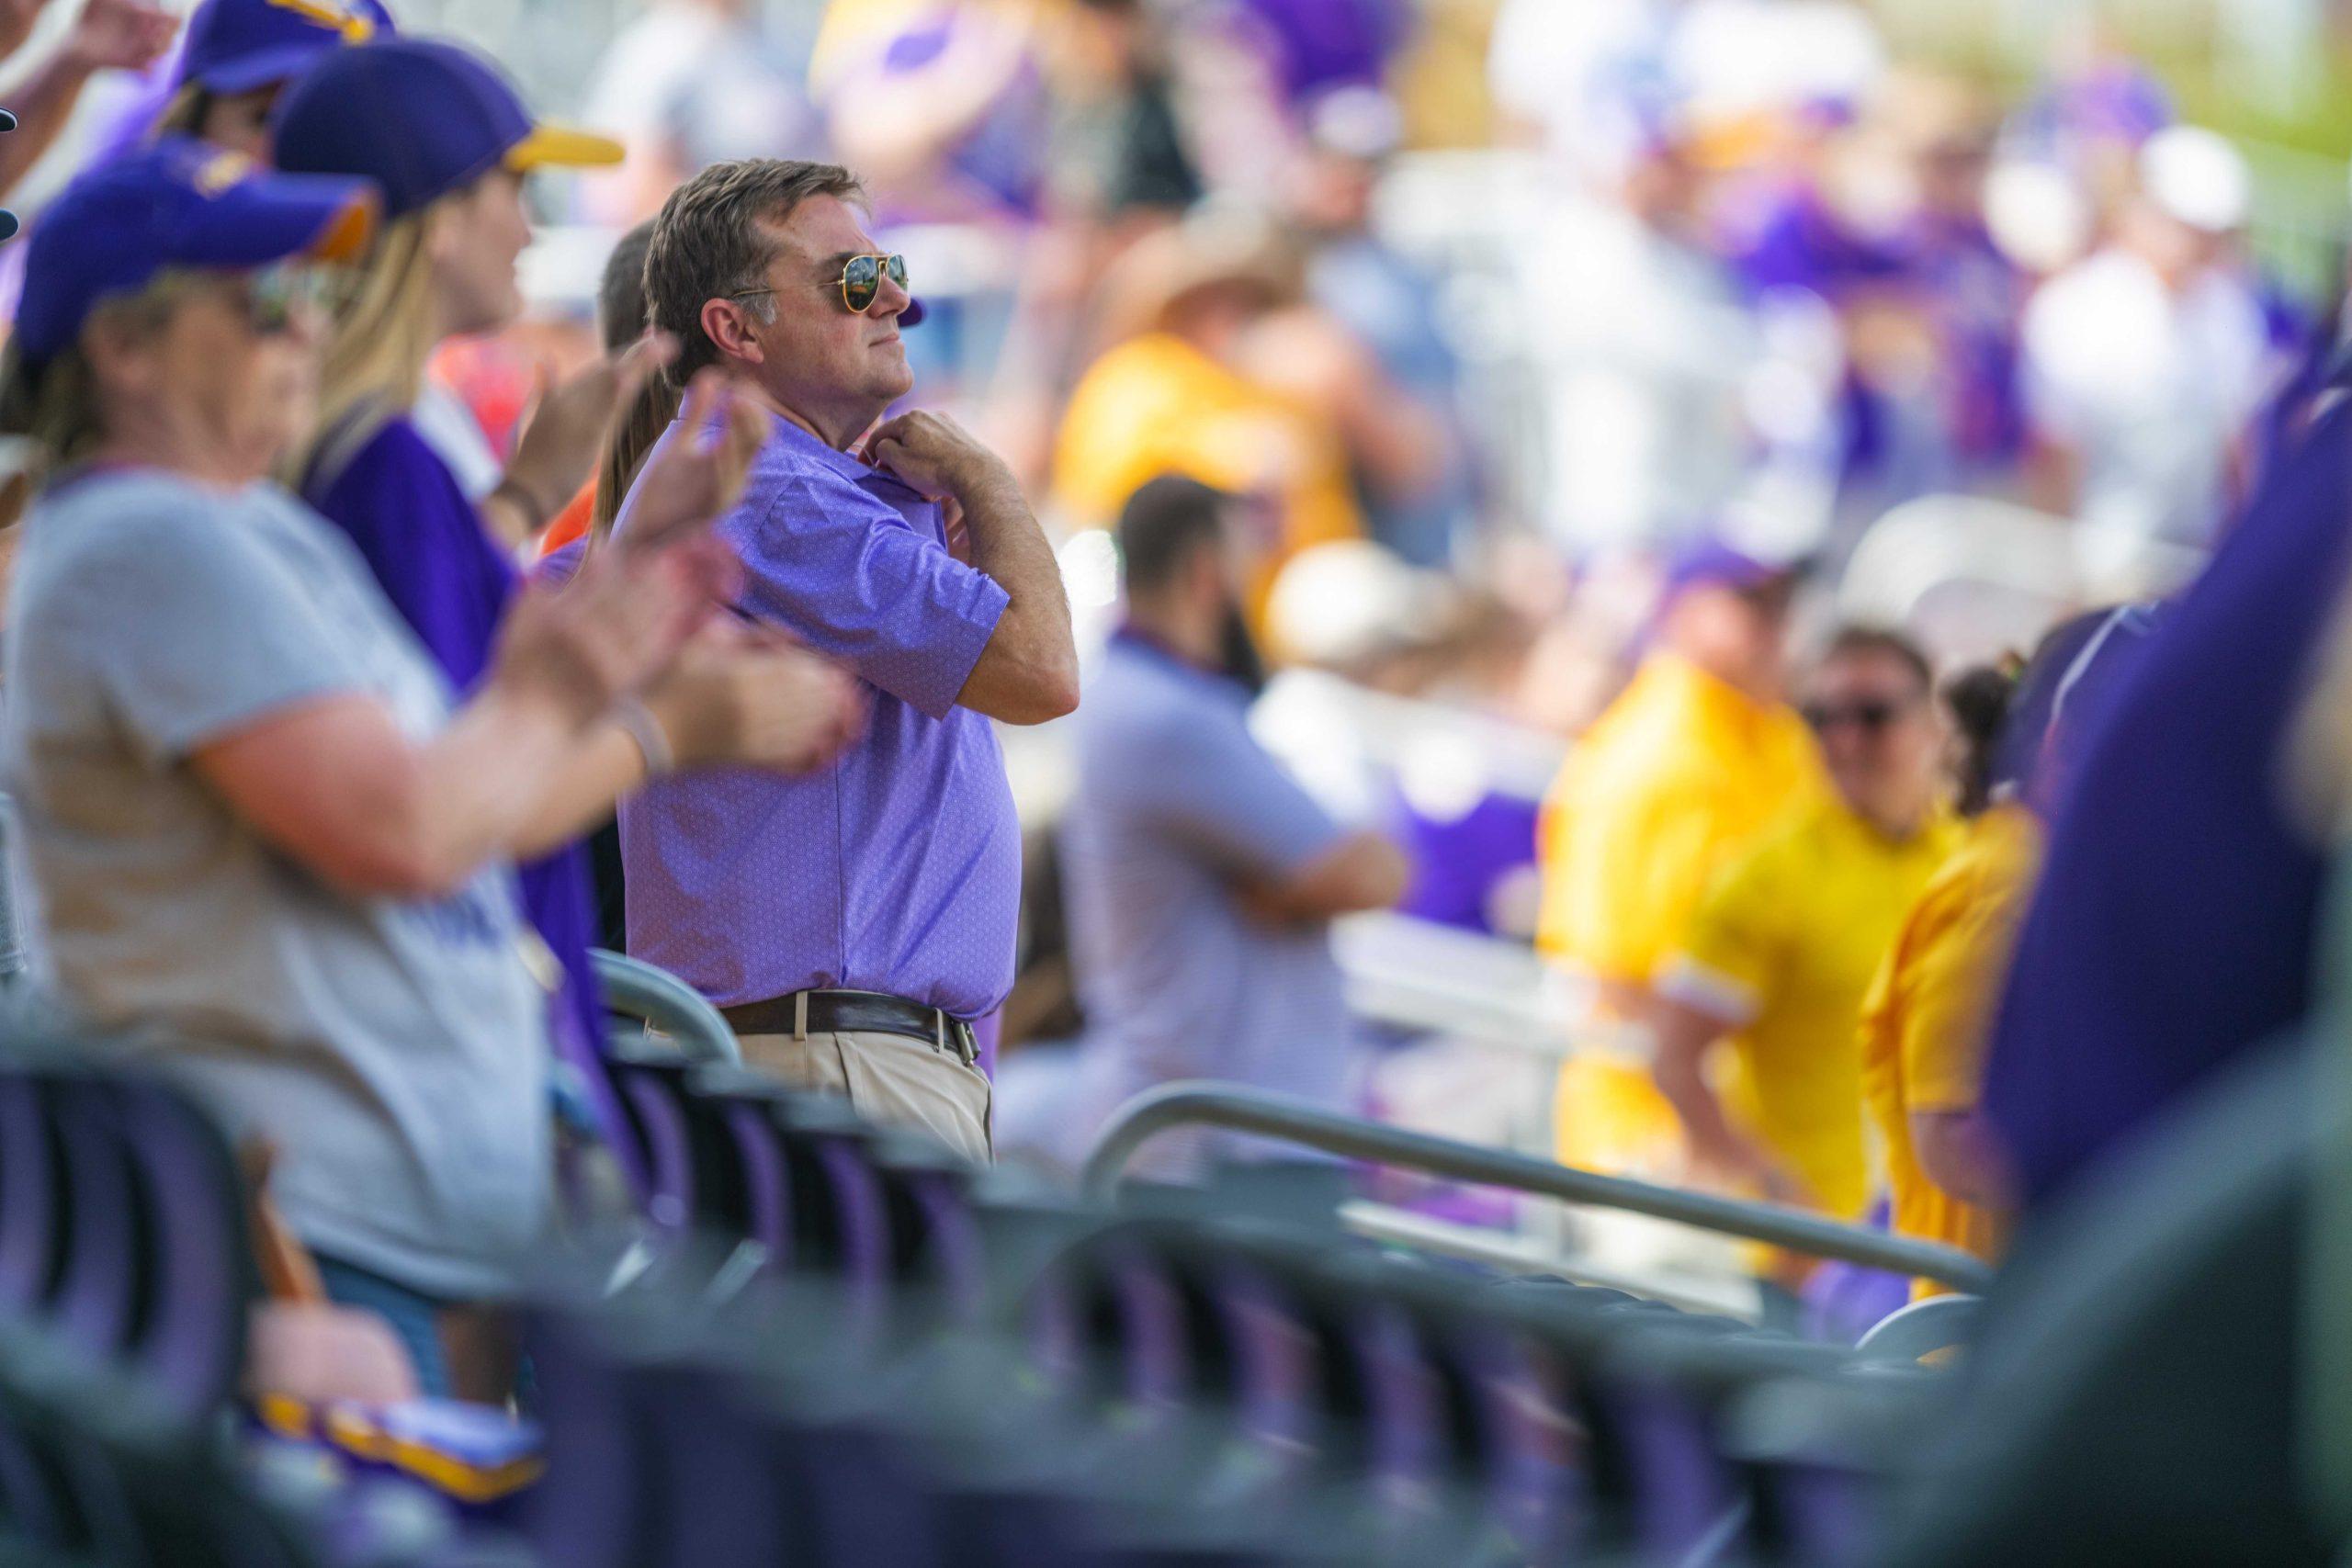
[113,1078,254,1417]
[0,1074,61,1318]
[615,1065,697,1235]
[519,1311,655,1568]
[723,1100,792,1261]
[43,1080,141,1371]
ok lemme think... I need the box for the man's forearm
[954,460,1078,722]
[0,51,91,200]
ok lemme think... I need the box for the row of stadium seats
[0,1019,1957,1565]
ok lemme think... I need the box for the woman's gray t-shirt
[1,468,554,1300]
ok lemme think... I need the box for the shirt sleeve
[75,498,372,764]
[732,470,1009,720]
[1657,841,1785,1025]
[313,425,508,691]
[1125,703,1349,881]
[1900,868,2024,1115]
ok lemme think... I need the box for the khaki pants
[736,1028,992,1164]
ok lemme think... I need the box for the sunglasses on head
[1802,697,1911,736]
[729,253,910,317]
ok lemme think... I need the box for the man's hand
[60,0,176,73]
[865,409,1013,502]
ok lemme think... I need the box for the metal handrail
[1856,1294,1982,1363]
[589,950,741,1066]
[1082,1083,1996,1293]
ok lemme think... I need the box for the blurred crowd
[0,0,2348,1406]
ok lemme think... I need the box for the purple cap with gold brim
[177,0,395,96]
[13,137,375,364]
[274,37,618,221]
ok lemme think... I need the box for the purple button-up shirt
[614,411,1018,1022]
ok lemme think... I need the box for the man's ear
[700,298,765,368]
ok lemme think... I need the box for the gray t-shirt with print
[1,469,554,1300]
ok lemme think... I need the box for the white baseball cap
[2139,125,2250,234]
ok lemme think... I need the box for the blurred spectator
[1536,545,1826,1181]
[815,0,1052,228]
[1045,0,1200,228]
[153,0,390,160]
[1647,627,1954,1233]
[0,141,744,1395]
[1858,661,2030,1297]
[2004,16,2175,228]
[2021,126,2276,573]
[1057,476,1406,1175]
[1288,83,1468,567]
[619,158,1076,1160]
[1883,75,2030,485]
[1982,390,2351,1212]
[1052,214,1363,605]
[1526,116,1775,558]
[579,0,821,228]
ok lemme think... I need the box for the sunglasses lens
[1806,701,1901,734]
[886,254,907,287]
[244,265,311,334]
[843,255,880,312]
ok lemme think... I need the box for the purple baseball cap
[177,0,394,97]
[12,138,376,365]
[1662,539,1801,601]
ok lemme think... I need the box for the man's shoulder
[1084,646,1242,747]
[735,431,923,531]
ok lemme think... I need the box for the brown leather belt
[719,988,978,1067]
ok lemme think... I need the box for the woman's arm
[192,680,604,899]
[191,525,734,897]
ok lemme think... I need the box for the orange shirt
[532,479,597,561]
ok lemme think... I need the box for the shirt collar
[1110,622,1250,695]
[757,407,928,505]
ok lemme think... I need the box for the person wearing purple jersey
[617,157,1080,1160]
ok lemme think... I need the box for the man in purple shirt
[618,159,1078,1160]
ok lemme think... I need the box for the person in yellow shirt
[1537,544,1827,1179]
[1051,218,1367,605]
[1860,663,2039,1298]
[1649,628,1959,1230]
